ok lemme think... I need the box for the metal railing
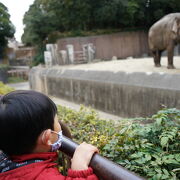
[59,135,145,180]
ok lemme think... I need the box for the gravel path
[8,82,30,90]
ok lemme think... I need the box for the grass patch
[7,77,26,84]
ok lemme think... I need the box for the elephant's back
[148,13,180,50]
[149,13,180,36]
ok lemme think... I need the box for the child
[0,90,99,180]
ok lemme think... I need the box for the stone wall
[29,67,180,118]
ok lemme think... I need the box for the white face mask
[51,130,63,152]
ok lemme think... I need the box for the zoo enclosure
[44,31,150,66]
[57,31,149,60]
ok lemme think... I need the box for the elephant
[148,13,180,69]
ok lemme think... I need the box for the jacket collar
[11,152,58,162]
[0,151,58,173]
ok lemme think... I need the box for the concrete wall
[57,31,149,60]
[29,67,180,118]
[0,69,8,83]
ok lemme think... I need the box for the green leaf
[160,137,169,147]
[145,154,151,161]
[156,118,162,125]
[162,169,169,175]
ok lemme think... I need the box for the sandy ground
[53,56,180,74]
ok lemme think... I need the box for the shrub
[0,81,14,95]
[0,64,9,70]
[57,106,180,180]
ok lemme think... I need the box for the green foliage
[57,106,180,179]
[7,77,26,84]
[32,47,45,66]
[0,2,15,55]
[0,81,14,95]
[47,29,121,43]
[22,0,180,46]
[0,64,9,70]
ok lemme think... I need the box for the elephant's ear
[172,19,178,34]
[172,17,180,34]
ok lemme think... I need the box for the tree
[145,0,180,26]
[22,1,54,46]
[0,2,15,58]
[0,3,15,45]
[22,0,180,65]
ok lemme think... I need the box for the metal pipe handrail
[59,135,145,180]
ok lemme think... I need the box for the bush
[57,106,180,180]
[0,81,14,95]
[32,46,46,66]
[32,52,44,66]
[0,64,9,70]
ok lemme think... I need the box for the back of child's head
[0,90,57,156]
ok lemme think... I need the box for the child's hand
[71,142,99,170]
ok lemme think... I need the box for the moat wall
[29,67,180,118]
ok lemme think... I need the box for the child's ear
[40,129,52,145]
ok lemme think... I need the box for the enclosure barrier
[60,135,145,180]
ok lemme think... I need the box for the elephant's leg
[152,50,161,67]
[156,50,162,66]
[167,42,175,69]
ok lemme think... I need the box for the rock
[112,56,117,60]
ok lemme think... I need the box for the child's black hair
[0,90,57,156]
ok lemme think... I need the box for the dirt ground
[54,56,180,74]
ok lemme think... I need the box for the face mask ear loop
[51,130,63,152]
[51,130,58,135]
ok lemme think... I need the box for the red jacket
[0,152,99,180]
